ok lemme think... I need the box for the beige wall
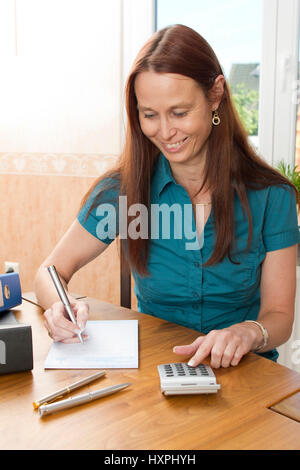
[0,167,119,305]
[0,153,137,309]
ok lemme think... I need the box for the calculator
[157,362,221,395]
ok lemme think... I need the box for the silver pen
[47,265,83,343]
[38,382,131,417]
[33,370,106,409]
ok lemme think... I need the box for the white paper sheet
[44,320,138,369]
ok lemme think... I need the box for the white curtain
[0,0,122,155]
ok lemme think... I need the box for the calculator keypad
[163,363,210,377]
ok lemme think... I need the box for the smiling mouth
[162,137,189,150]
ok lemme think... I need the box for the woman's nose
[159,118,177,141]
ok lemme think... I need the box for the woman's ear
[211,75,225,110]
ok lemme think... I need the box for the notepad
[44,320,138,369]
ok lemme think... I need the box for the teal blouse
[77,153,300,362]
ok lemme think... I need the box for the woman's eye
[174,112,187,117]
[142,111,187,118]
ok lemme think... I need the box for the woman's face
[134,71,222,166]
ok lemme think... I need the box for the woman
[35,24,299,368]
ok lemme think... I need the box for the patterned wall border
[0,153,119,177]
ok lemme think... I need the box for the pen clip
[48,388,71,404]
[33,388,72,410]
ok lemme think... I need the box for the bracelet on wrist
[244,320,269,352]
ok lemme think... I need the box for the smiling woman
[81,24,295,274]
[35,24,299,370]
[134,71,224,175]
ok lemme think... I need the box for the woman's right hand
[43,299,89,343]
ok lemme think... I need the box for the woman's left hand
[173,323,259,368]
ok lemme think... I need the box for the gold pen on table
[47,265,83,343]
[33,371,106,410]
[38,382,131,417]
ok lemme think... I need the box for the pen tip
[78,333,84,343]
[122,382,131,389]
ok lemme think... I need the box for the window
[156,0,263,148]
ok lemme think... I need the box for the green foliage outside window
[276,160,300,207]
[231,83,259,136]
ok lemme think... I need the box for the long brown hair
[80,24,296,275]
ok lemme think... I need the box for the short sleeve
[263,185,300,252]
[77,177,120,244]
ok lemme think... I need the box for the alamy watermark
[292,80,300,105]
[291,339,300,365]
[94,196,205,250]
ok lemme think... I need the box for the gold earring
[212,110,221,126]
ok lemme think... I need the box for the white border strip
[0,153,118,177]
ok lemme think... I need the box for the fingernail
[173,347,178,352]
[78,323,85,332]
[188,359,195,367]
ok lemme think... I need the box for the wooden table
[1,294,300,450]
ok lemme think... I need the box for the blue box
[0,273,22,313]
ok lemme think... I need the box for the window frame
[259,0,300,167]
